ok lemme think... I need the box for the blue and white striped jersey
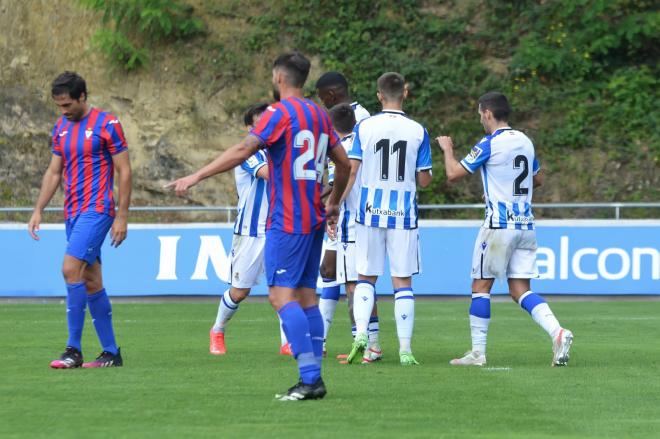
[460,127,540,230]
[348,110,432,230]
[337,133,361,242]
[233,150,269,237]
[328,102,370,185]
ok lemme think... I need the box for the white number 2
[293,130,328,183]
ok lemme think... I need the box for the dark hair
[315,71,348,91]
[329,103,356,135]
[478,91,511,121]
[377,72,405,101]
[243,102,269,126]
[51,71,87,100]
[273,51,311,88]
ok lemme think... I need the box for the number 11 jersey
[459,127,540,230]
[348,110,432,230]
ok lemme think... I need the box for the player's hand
[325,202,339,240]
[110,216,128,247]
[435,136,454,153]
[164,173,201,196]
[28,211,42,241]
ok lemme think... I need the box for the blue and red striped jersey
[250,97,339,234]
[51,108,128,219]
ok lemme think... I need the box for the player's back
[250,97,337,234]
[233,150,268,237]
[349,110,431,229]
[475,128,538,229]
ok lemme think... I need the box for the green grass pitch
[1,299,659,438]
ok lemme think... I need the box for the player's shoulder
[94,108,122,127]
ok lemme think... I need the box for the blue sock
[278,301,320,385]
[469,293,491,319]
[304,305,324,363]
[87,289,118,354]
[320,278,341,300]
[66,282,88,351]
[519,292,546,315]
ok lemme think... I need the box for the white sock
[531,303,561,339]
[279,317,288,345]
[213,289,238,333]
[470,315,489,354]
[519,291,562,339]
[319,298,339,341]
[368,318,380,350]
[394,289,415,353]
[353,282,375,335]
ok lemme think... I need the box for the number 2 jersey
[249,97,339,234]
[459,127,540,230]
[348,110,432,230]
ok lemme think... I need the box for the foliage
[245,0,659,204]
[80,0,205,71]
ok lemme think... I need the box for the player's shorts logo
[234,272,240,281]
[481,241,487,250]
[276,269,287,275]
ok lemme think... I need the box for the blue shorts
[65,212,114,265]
[265,227,324,289]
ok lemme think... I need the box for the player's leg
[267,229,325,400]
[319,239,340,355]
[450,228,500,366]
[509,231,573,366]
[348,224,383,363]
[50,253,88,368]
[388,228,421,365]
[81,260,123,368]
[67,213,121,368]
[210,235,262,354]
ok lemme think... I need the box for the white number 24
[293,130,328,183]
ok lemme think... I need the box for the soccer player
[28,71,132,369]
[436,91,573,367]
[315,72,380,357]
[167,52,350,400]
[208,103,291,356]
[325,103,382,364]
[345,72,433,366]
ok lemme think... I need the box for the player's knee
[61,260,83,283]
[84,278,103,294]
[231,288,250,303]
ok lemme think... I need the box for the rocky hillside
[0,0,262,212]
[1,0,658,219]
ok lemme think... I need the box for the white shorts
[471,228,538,280]
[355,223,421,277]
[336,241,358,284]
[230,234,265,288]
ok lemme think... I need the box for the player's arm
[341,159,361,202]
[256,165,269,180]
[166,135,261,196]
[417,170,433,188]
[435,136,469,182]
[28,154,63,240]
[110,150,132,247]
[326,145,350,239]
[533,171,543,188]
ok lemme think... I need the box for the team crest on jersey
[85,129,93,139]
[465,146,483,164]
